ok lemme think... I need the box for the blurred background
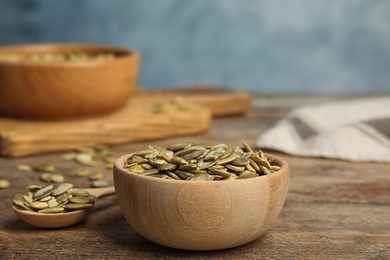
[1,0,389,93]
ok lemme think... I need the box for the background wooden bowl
[113,152,289,251]
[0,44,139,120]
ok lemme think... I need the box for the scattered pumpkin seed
[75,153,95,166]
[76,168,90,177]
[17,165,32,171]
[88,172,103,181]
[91,180,110,188]
[51,174,65,183]
[0,179,11,189]
[33,164,55,173]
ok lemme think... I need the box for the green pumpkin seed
[166,171,181,180]
[91,180,109,188]
[178,164,198,171]
[232,156,249,166]
[141,168,160,176]
[17,165,32,171]
[75,153,95,166]
[209,168,231,178]
[89,173,103,181]
[30,201,49,209]
[175,170,194,180]
[62,153,77,161]
[23,193,33,205]
[0,179,10,189]
[34,164,55,173]
[47,197,59,208]
[166,142,192,151]
[38,207,65,213]
[76,168,90,177]
[238,171,258,179]
[27,185,42,192]
[52,183,73,196]
[70,196,93,204]
[71,190,90,197]
[187,174,214,181]
[33,184,57,200]
[159,163,177,171]
[64,203,94,210]
[51,174,65,183]
[171,156,189,165]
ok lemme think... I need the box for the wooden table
[1,94,389,259]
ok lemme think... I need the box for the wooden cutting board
[0,86,251,157]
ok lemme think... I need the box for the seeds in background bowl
[124,141,281,181]
[0,51,115,63]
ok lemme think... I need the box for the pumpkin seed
[23,193,33,204]
[40,173,52,182]
[17,165,32,171]
[62,153,77,161]
[33,184,57,200]
[75,153,95,166]
[187,174,214,181]
[76,168,90,177]
[27,185,42,192]
[47,197,59,208]
[238,172,258,179]
[141,168,160,176]
[33,164,55,172]
[166,171,181,180]
[89,172,103,181]
[64,203,94,210]
[52,183,73,196]
[51,174,65,183]
[171,156,189,165]
[166,142,192,152]
[30,201,49,209]
[159,163,177,171]
[38,207,65,213]
[91,180,109,188]
[70,196,93,204]
[71,190,90,197]
[0,179,10,189]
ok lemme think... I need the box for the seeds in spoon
[13,183,96,214]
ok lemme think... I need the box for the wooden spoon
[12,186,115,229]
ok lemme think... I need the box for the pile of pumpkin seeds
[0,51,115,63]
[124,141,281,181]
[13,183,96,213]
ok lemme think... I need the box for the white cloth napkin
[256,97,390,163]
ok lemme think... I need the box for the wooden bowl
[0,43,140,119]
[113,153,289,250]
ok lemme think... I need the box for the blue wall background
[1,0,389,93]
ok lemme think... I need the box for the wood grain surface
[0,86,250,157]
[1,93,389,259]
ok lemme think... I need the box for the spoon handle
[73,186,116,198]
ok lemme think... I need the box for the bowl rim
[0,43,139,67]
[114,152,289,186]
